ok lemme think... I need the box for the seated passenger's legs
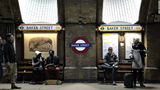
[32,68,44,83]
[112,67,116,82]
[45,66,60,80]
[101,64,116,84]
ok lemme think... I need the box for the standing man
[0,36,3,78]
[101,47,118,85]
[2,33,21,89]
[131,38,146,87]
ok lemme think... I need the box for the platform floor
[0,83,160,90]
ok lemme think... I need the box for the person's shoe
[112,81,117,85]
[11,86,21,89]
[11,84,21,89]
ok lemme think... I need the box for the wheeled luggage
[124,73,134,88]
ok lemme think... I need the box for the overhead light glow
[18,0,58,24]
[102,0,142,24]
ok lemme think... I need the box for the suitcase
[123,73,134,88]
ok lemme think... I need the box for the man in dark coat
[0,33,21,89]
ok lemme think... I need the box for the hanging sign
[69,37,92,54]
[18,24,62,31]
[98,25,142,32]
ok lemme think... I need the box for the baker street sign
[98,25,143,32]
[18,24,62,31]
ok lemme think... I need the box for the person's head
[49,50,54,56]
[108,47,113,54]
[6,33,14,43]
[0,36,2,45]
[133,38,139,44]
[35,50,41,57]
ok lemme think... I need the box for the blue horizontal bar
[69,43,92,47]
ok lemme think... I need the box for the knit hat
[35,50,41,56]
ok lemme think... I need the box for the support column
[64,24,97,81]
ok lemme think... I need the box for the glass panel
[102,33,119,59]
[125,33,141,59]
[102,0,142,24]
[18,0,58,24]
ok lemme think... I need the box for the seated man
[101,47,118,85]
[45,50,60,80]
[32,51,45,84]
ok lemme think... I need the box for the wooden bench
[17,60,64,81]
[17,60,33,82]
[97,59,133,81]
[18,71,33,74]
[18,66,33,70]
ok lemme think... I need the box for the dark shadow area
[98,81,117,86]
[0,89,10,90]
[136,86,157,89]
[124,86,157,89]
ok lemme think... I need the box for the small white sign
[18,24,62,31]
[98,25,142,32]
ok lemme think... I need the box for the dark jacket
[0,44,3,63]
[132,42,145,49]
[132,42,146,65]
[46,56,59,66]
[32,56,45,68]
[4,41,16,63]
[104,53,118,66]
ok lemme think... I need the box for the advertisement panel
[102,33,119,59]
[24,33,57,59]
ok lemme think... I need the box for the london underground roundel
[69,37,91,54]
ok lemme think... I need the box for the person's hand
[104,63,110,66]
[112,64,118,68]
[40,58,42,62]
[129,54,134,59]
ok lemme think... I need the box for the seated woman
[45,50,60,80]
[31,51,45,84]
[101,47,118,85]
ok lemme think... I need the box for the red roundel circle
[71,37,90,54]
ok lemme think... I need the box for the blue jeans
[0,63,3,78]
[101,64,116,82]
